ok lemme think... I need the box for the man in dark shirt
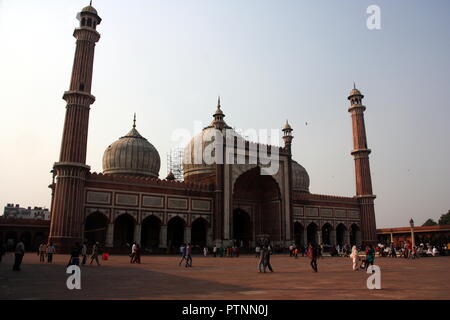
[309,243,318,273]
[13,240,25,271]
[68,242,81,267]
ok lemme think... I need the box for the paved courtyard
[1,253,449,300]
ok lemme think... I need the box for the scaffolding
[166,147,184,181]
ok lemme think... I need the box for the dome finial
[90,0,93,6]
[353,81,356,90]
[218,96,221,109]
[133,113,136,129]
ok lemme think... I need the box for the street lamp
[409,218,415,248]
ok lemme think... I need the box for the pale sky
[0,0,449,228]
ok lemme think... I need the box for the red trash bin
[102,253,109,261]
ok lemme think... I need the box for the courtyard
[0,253,449,300]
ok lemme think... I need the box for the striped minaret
[348,85,377,246]
[49,4,102,252]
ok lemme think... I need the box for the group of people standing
[68,241,101,266]
[211,245,240,258]
[38,242,56,263]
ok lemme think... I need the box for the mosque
[48,4,377,252]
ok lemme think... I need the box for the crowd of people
[2,236,448,274]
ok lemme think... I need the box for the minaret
[49,4,102,251]
[348,85,377,246]
[282,120,294,154]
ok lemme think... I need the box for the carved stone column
[134,224,141,244]
[184,226,192,244]
[159,225,168,249]
[106,223,114,248]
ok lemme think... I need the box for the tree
[422,219,437,227]
[438,210,450,226]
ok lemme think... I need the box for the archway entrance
[141,215,161,251]
[350,224,361,246]
[336,223,347,246]
[192,218,208,248]
[294,222,305,247]
[167,217,185,250]
[114,214,135,248]
[233,167,281,243]
[322,223,332,245]
[233,209,252,248]
[307,223,318,245]
[85,212,108,246]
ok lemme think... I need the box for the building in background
[3,204,50,220]
[46,4,377,253]
[377,225,450,247]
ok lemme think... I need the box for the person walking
[130,242,137,264]
[308,243,318,273]
[264,246,274,272]
[179,244,186,266]
[363,244,375,271]
[350,245,360,271]
[258,246,268,273]
[38,242,47,262]
[13,240,25,271]
[185,243,192,267]
[68,242,81,267]
[133,244,141,264]
[90,242,100,266]
[203,247,208,257]
[81,242,88,265]
[47,242,56,263]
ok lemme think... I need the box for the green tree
[438,210,450,226]
[422,218,437,227]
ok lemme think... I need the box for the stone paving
[0,253,449,300]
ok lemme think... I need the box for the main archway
[85,212,108,246]
[233,166,281,245]
[233,209,252,248]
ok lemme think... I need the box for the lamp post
[409,218,415,248]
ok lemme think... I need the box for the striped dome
[102,126,160,178]
[291,160,310,193]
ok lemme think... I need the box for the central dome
[183,98,242,183]
[102,120,160,178]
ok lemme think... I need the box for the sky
[0,0,449,228]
